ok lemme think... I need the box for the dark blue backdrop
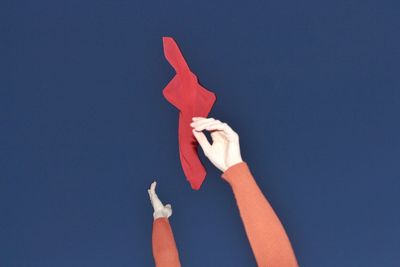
[1,0,399,266]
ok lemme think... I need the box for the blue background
[1,0,400,266]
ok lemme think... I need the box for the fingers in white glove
[191,117,242,172]
[148,181,164,210]
[191,117,235,135]
[148,181,173,220]
[202,122,238,141]
[190,117,216,130]
[192,129,212,155]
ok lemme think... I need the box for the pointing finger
[192,117,205,121]
[204,122,236,136]
[190,117,215,129]
[150,181,157,193]
[192,119,221,131]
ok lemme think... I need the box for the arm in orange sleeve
[152,217,181,267]
[221,161,299,267]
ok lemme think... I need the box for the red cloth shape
[162,37,216,190]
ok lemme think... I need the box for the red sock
[162,37,216,190]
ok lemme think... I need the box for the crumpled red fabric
[162,37,216,190]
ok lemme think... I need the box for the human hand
[190,117,243,172]
[148,181,172,219]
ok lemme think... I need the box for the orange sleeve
[221,161,299,267]
[152,217,181,267]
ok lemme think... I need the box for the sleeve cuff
[221,161,250,183]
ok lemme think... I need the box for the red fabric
[162,37,216,190]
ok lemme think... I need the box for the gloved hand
[190,117,243,172]
[148,181,172,220]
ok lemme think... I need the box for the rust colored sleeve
[152,217,181,267]
[221,162,299,267]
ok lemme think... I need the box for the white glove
[148,181,172,220]
[191,117,243,172]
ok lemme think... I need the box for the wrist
[152,205,172,220]
[224,158,244,172]
[221,161,251,184]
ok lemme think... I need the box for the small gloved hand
[148,181,172,220]
[190,117,243,172]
